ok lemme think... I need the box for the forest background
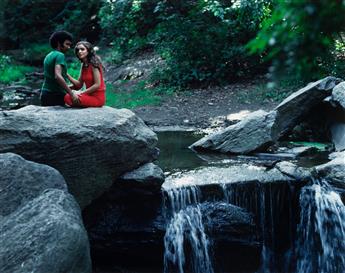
[1,0,345,109]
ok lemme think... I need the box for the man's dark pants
[40,92,65,106]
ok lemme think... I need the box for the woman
[64,41,106,107]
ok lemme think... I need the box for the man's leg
[40,92,65,106]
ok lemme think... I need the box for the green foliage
[0,54,11,70]
[248,0,345,80]
[237,75,304,104]
[1,0,68,47]
[1,0,102,48]
[105,81,174,109]
[21,43,52,64]
[67,60,81,80]
[0,54,35,84]
[99,0,158,62]
[57,0,102,43]
[101,0,270,86]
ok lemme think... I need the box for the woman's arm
[82,66,101,95]
[67,64,83,90]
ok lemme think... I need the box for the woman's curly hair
[74,41,103,69]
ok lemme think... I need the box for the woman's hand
[71,91,80,106]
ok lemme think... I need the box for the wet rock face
[1,190,91,273]
[84,179,261,272]
[119,162,165,193]
[0,153,67,216]
[162,162,309,259]
[0,153,91,273]
[0,105,159,209]
[82,178,165,269]
[315,152,345,192]
[332,81,345,109]
[201,202,261,272]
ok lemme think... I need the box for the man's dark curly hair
[49,31,73,49]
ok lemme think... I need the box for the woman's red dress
[64,64,106,107]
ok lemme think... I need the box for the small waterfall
[220,182,297,272]
[297,179,345,273]
[163,187,214,273]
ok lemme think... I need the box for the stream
[155,131,343,273]
[1,91,343,273]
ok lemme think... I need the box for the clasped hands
[71,90,82,106]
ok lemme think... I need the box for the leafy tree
[1,0,102,49]
[248,0,345,80]
[1,0,68,47]
[99,0,159,58]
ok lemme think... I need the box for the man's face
[60,40,72,53]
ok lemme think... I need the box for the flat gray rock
[162,162,306,190]
[120,162,164,191]
[0,106,158,208]
[315,154,345,190]
[190,110,277,154]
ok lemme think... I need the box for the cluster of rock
[0,84,40,110]
[0,153,91,273]
[0,106,163,272]
[0,77,344,272]
[191,76,345,154]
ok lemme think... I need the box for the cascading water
[220,182,298,273]
[297,179,345,273]
[163,187,214,273]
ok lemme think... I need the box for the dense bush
[100,0,270,87]
[151,0,270,87]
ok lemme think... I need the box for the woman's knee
[64,94,72,105]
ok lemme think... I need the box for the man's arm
[55,64,80,105]
[67,64,83,90]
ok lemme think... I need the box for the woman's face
[76,44,88,61]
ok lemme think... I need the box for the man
[40,31,79,106]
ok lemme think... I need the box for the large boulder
[0,153,91,273]
[201,202,261,273]
[314,151,345,191]
[0,105,158,208]
[190,110,277,154]
[273,76,342,136]
[0,153,67,216]
[0,189,91,273]
[119,162,165,193]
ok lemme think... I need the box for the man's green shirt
[41,50,68,94]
